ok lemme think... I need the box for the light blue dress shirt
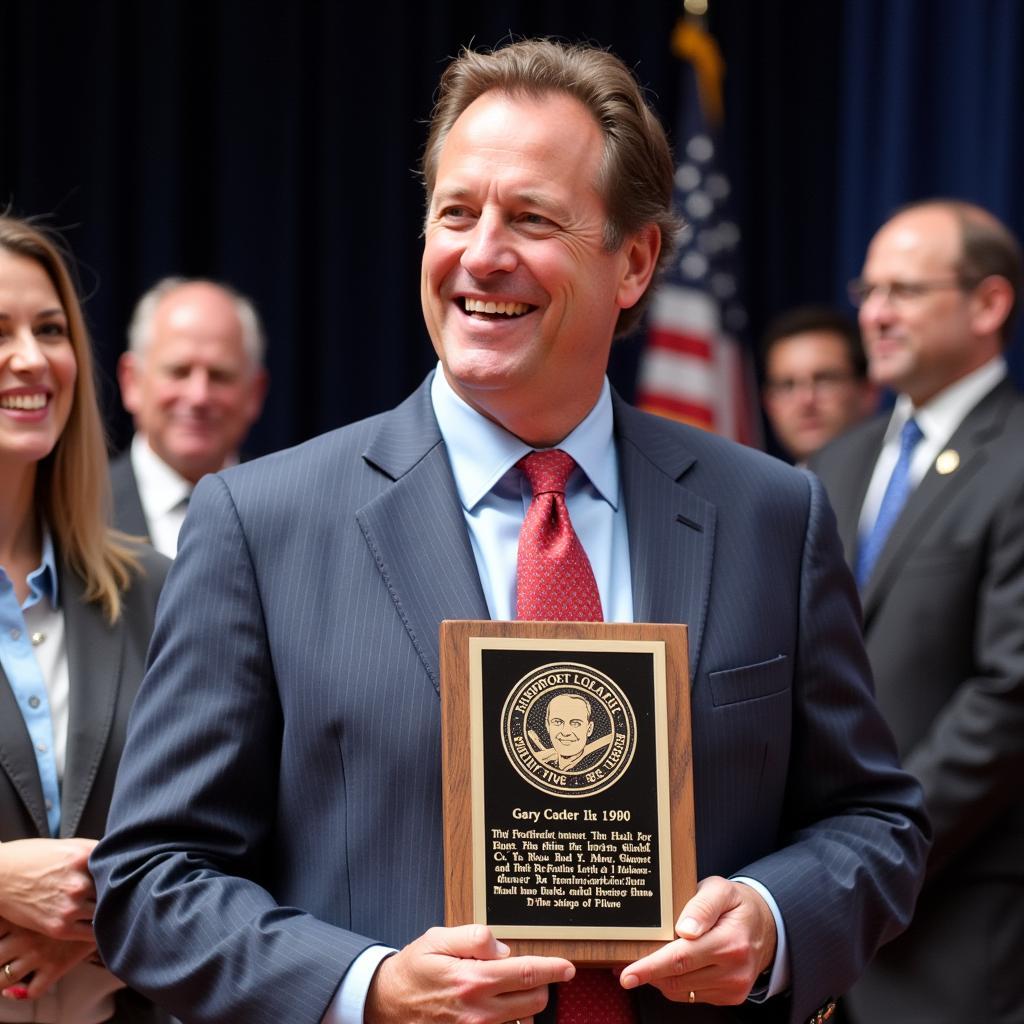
[430,368,633,622]
[326,369,788,1020]
[0,529,62,837]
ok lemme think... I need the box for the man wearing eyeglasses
[760,306,877,464]
[811,199,1024,1023]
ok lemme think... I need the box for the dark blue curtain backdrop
[2,0,1021,458]
[836,2,1024,320]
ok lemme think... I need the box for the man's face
[858,207,991,405]
[545,694,593,763]
[119,283,267,483]
[421,90,656,446]
[763,332,875,461]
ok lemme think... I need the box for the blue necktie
[856,417,925,588]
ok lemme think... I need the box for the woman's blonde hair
[0,215,140,620]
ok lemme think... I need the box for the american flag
[636,17,761,446]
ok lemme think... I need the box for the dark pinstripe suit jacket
[92,375,928,1024]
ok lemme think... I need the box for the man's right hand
[364,923,574,1024]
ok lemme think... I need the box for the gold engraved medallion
[500,661,637,799]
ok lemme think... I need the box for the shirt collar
[430,365,619,512]
[885,356,1007,445]
[130,433,194,517]
[25,525,60,610]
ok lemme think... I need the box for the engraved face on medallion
[500,661,637,798]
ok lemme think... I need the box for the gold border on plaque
[469,637,674,941]
[441,620,696,966]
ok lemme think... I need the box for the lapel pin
[935,449,960,475]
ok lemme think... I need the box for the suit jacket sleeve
[91,473,373,1024]
[736,473,930,1019]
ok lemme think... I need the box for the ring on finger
[688,989,695,1003]
[2,962,14,979]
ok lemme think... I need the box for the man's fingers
[366,926,573,1023]
[424,923,511,961]
[675,875,737,938]
[620,937,701,989]
[421,925,574,989]
[500,953,575,991]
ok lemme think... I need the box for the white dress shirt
[128,435,193,558]
[858,357,1008,536]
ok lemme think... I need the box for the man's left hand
[618,876,777,1005]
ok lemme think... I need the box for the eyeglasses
[846,278,968,308]
[764,370,858,399]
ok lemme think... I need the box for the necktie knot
[515,449,603,622]
[898,417,925,456]
[517,449,575,497]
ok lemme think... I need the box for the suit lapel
[60,566,124,837]
[109,452,150,539]
[0,662,49,835]
[357,381,718,689]
[614,397,715,679]
[357,380,489,693]
[861,380,1012,621]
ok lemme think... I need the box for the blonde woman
[0,216,168,1024]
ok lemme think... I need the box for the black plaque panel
[480,648,663,932]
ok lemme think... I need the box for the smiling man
[811,200,1024,1023]
[92,40,927,1024]
[111,278,268,556]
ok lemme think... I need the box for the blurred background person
[0,216,168,1021]
[111,278,268,557]
[811,199,1024,1023]
[760,305,877,464]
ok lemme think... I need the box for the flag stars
[675,163,702,190]
[686,134,714,161]
[680,252,709,279]
[685,191,713,220]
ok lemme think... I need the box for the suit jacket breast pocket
[708,654,790,707]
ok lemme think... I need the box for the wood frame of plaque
[440,621,696,966]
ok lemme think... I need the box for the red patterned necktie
[515,450,603,623]
[515,450,635,1023]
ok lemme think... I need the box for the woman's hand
[0,838,97,940]
[0,916,96,1001]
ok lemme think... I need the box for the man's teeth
[463,298,530,316]
[0,394,47,410]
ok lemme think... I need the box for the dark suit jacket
[92,376,928,1024]
[108,451,150,541]
[810,377,1024,1022]
[0,545,169,1023]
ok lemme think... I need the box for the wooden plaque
[440,620,696,965]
